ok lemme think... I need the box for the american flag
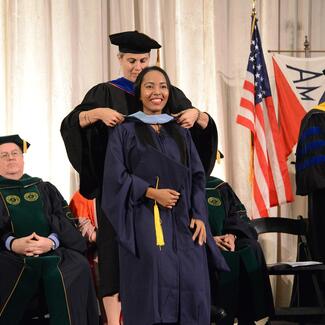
[236,16,293,218]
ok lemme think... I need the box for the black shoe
[211,305,227,321]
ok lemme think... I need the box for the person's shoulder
[206,176,226,189]
[83,81,121,95]
[177,124,193,139]
[84,81,106,91]
[119,118,137,129]
[302,108,325,123]
[172,124,194,144]
[110,120,137,139]
[298,108,325,139]
[168,120,186,131]
[37,180,55,190]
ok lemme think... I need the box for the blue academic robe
[102,120,228,325]
[60,77,218,296]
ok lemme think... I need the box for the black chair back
[250,216,325,324]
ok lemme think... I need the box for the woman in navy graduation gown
[60,30,218,324]
[101,66,228,325]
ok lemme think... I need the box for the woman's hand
[79,218,97,242]
[172,108,199,128]
[146,188,180,209]
[190,219,206,246]
[213,233,236,252]
[172,108,209,129]
[79,108,125,127]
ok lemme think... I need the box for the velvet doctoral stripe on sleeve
[60,82,137,199]
[296,109,325,195]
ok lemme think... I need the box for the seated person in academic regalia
[206,163,274,325]
[69,191,108,325]
[0,135,98,325]
[296,92,325,268]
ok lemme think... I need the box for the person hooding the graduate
[61,30,218,324]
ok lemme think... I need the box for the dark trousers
[0,256,70,325]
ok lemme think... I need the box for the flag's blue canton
[247,22,272,104]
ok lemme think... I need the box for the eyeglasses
[0,150,23,160]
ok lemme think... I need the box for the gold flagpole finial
[251,0,257,36]
[252,0,256,16]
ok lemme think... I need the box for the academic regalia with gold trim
[0,174,98,325]
[101,118,228,325]
[206,176,274,325]
[296,101,325,267]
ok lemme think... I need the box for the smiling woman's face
[140,70,169,115]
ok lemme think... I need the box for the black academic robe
[296,108,325,195]
[206,177,274,324]
[60,79,218,296]
[0,176,98,325]
[296,108,325,265]
[101,121,228,325]
[60,80,217,199]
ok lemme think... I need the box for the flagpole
[248,0,257,203]
[237,2,294,217]
[251,0,256,36]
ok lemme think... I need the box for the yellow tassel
[216,150,221,164]
[314,102,325,111]
[154,202,164,247]
[156,49,160,67]
[23,140,27,153]
[154,176,164,247]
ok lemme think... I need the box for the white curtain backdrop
[1,0,325,307]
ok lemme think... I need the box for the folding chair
[250,216,325,324]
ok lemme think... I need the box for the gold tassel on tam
[154,176,165,248]
[314,102,325,112]
[216,150,221,164]
[156,48,160,67]
[23,140,27,153]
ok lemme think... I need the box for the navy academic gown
[101,120,228,325]
[60,77,218,296]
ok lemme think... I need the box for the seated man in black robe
[0,135,98,325]
[206,172,274,325]
[296,94,325,265]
